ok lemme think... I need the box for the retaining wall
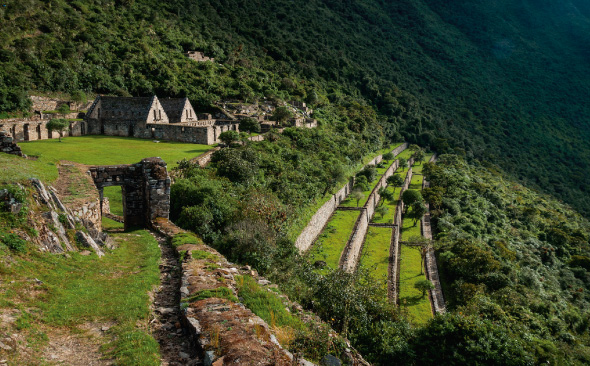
[294,179,354,252]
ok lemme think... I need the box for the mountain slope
[1,0,589,213]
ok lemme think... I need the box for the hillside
[1,0,590,214]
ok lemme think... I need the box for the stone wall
[89,157,170,230]
[0,131,24,157]
[0,120,88,142]
[69,199,102,234]
[294,179,355,252]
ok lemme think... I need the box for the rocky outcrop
[21,179,111,255]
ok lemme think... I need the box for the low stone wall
[294,179,354,252]
[0,131,24,157]
[190,147,221,167]
[69,199,102,234]
[0,119,88,142]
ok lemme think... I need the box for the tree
[239,117,261,136]
[71,90,87,110]
[383,152,394,161]
[46,118,69,142]
[398,157,407,171]
[375,205,389,219]
[353,175,369,191]
[413,149,426,165]
[351,189,364,207]
[409,202,427,226]
[414,279,434,297]
[387,174,404,187]
[356,165,377,183]
[219,130,240,146]
[272,106,292,124]
[378,187,394,206]
[423,186,444,210]
[57,103,70,117]
[402,189,423,211]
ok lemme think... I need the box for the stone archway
[89,157,171,230]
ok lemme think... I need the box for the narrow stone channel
[150,232,201,366]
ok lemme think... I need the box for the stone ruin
[0,130,24,157]
[185,51,214,62]
[89,157,171,230]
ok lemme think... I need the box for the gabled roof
[87,96,157,121]
[160,98,188,122]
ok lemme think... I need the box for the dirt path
[150,232,201,366]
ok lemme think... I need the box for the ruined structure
[0,131,24,157]
[85,96,239,144]
[89,157,171,230]
[185,51,214,62]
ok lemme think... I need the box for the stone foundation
[0,131,24,157]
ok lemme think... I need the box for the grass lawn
[372,186,402,224]
[409,174,424,190]
[0,227,161,365]
[19,135,214,182]
[308,210,359,272]
[359,226,391,293]
[0,152,58,183]
[398,242,432,326]
[104,186,124,216]
[410,153,433,174]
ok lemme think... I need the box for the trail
[150,232,201,366]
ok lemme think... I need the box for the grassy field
[359,226,391,292]
[371,185,403,224]
[104,186,124,216]
[0,226,161,365]
[18,135,214,182]
[398,240,432,326]
[409,174,423,190]
[0,152,58,183]
[308,210,359,272]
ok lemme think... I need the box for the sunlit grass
[308,210,360,273]
[359,226,391,292]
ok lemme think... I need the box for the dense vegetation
[2,0,590,213]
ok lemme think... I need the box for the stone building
[85,95,239,145]
[185,51,214,62]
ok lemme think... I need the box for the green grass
[359,226,391,293]
[0,228,161,365]
[235,275,304,330]
[102,216,124,230]
[409,174,424,190]
[0,152,58,183]
[103,186,124,216]
[410,153,434,175]
[19,135,214,182]
[308,210,359,272]
[398,242,432,326]
[371,186,402,224]
[170,232,205,247]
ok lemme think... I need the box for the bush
[1,232,27,252]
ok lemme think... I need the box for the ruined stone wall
[69,198,102,234]
[0,131,24,157]
[190,147,221,167]
[89,158,170,230]
[0,120,87,142]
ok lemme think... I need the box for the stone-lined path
[150,232,202,366]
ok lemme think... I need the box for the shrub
[1,232,27,252]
